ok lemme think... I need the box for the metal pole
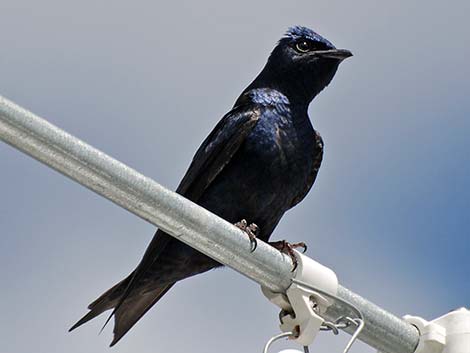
[0,95,419,353]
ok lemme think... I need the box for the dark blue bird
[70,26,352,345]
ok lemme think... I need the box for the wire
[263,332,295,353]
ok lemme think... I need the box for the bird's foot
[269,240,308,271]
[234,219,259,252]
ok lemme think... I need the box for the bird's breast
[197,107,317,238]
[240,110,316,200]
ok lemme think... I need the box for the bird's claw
[293,242,308,253]
[269,240,308,271]
[234,219,259,252]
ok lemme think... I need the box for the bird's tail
[69,274,174,346]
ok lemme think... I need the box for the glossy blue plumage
[248,88,290,106]
[284,25,335,49]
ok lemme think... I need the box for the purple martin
[70,26,352,345]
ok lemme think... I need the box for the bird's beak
[314,49,353,60]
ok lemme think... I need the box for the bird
[69,25,352,346]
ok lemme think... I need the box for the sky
[0,1,469,353]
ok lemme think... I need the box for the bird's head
[249,26,352,105]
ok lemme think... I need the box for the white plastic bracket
[378,308,470,353]
[262,251,338,347]
[402,315,446,353]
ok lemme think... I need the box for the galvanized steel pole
[0,95,419,353]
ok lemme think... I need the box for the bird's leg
[269,240,308,271]
[234,219,259,252]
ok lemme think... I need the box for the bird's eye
[295,40,311,53]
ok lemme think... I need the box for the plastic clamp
[262,251,338,346]
[403,315,446,353]
[402,308,470,353]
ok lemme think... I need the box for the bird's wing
[132,103,261,275]
[176,104,261,200]
[134,103,261,268]
[289,130,324,208]
[89,103,262,341]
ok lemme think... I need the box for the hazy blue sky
[0,1,469,353]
